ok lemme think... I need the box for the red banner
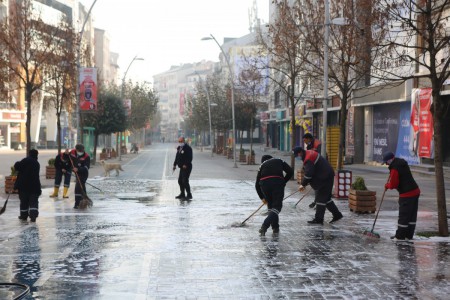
[79,67,98,111]
[416,88,434,158]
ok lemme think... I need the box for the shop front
[0,110,26,149]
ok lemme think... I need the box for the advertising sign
[372,103,400,162]
[410,88,434,158]
[79,67,98,111]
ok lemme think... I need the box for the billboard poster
[346,106,355,156]
[410,88,434,158]
[372,103,400,162]
[79,67,98,111]
[396,102,419,165]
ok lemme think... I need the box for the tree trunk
[337,96,348,170]
[93,133,99,165]
[432,91,448,236]
[56,112,62,154]
[250,117,254,160]
[25,87,32,153]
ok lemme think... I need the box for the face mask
[77,151,83,156]
[178,143,184,147]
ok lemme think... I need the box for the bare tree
[0,0,67,152]
[375,0,450,236]
[295,0,388,169]
[255,0,309,169]
[44,23,79,153]
[237,67,266,164]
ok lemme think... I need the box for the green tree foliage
[123,81,159,131]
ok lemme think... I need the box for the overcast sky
[80,0,269,84]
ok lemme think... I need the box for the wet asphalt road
[0,143,449,299]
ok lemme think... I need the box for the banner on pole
[79,67,98,111]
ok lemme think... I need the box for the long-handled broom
[363,188,387,238]
[0,191,12,216]
[234,190,300,227]
[69,156,93,209]
[293,188,312,208]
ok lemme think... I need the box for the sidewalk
[0,143,449,299]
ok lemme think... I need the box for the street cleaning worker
[383,151,420,240]
[293,147,343,224]
[302,133,322,209]
[14,149,42,222]
[255,154,294,236]
[50,149,72,198]
[173,136,193,200]
[70,144,90,209]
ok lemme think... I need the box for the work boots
[326,201,343,223]
[259,224,269,236]
[63,187,69,198]
[50,187,59,198]
[272,227,280,237]
[175,193,186,199]
[186,193,193,200]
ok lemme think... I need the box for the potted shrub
[46,157,56,179]
[110,148,117,158]
[247,149,255,165]
[5,166,18,194]
[348,176,376,213]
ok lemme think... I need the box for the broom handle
[294,188,312,207]
[370,174,391,232]
[370,188,386,232]
[68,155,88,197]
[241,202,265,225]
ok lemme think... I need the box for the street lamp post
[321,0,330,158]
[119,55,144,161]
[202,34,237,167]
[76,0,98,145]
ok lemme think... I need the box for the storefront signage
[2,112,26,122]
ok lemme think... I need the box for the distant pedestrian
[14,149,42,222]
[302,133,322,209]
[382,151,420,240]
[303,133,322,153]
[255,155,294,236]
[69,144,90,209]
[173,137,193,200]
[293,147,343,224]
[50,149,72,198]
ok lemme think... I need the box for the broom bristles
[363,229,380,238]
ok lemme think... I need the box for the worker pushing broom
[363,151,420,240]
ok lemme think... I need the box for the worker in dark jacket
[14,149,42,222]
[293,147,343,224]
[383,151,420,240]
[69,144,90,209]
[255,155,294,236]
[302,133,322,209]
[50,149,72,198]
[173,136,193,200]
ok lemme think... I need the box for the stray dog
[100,160,124,177]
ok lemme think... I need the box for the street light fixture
[119,55,144,161]
[201,34,237,168]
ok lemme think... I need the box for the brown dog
[100,160,124,177]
